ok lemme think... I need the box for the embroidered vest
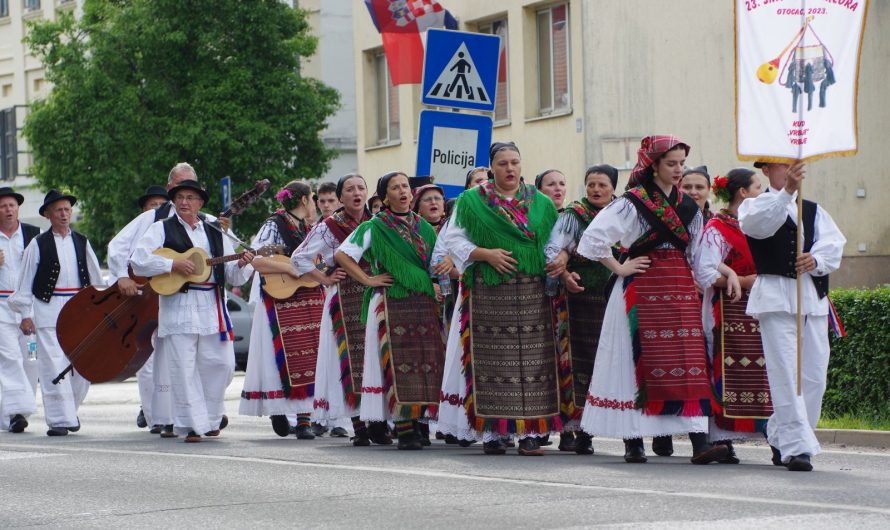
[746,199,828,299]
[31,230,91,303]
[162,216,225,293]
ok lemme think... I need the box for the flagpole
[794,3,807,397]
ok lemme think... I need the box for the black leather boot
[624,437,647,463]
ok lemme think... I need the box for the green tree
[24,0,339,259]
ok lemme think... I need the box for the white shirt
[292,220,340,275]
[576,196,703,269]
[437,204,487,275]
[129,213,252,337]
[738,187,845,317]
[0,223,30,324]
[107,204,173,281]
[693,224,732,290]
[8,230,105,328]
[338,227,372,264]
[544,213,578,262]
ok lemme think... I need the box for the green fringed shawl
[455,185,557,286]
[350,214,437,323]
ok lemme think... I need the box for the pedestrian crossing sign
[422,28,500,112]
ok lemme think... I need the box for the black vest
[161,215,226,292]
[271,213,303,256]
[31,230,91,303]
[153,201,174,223]
[21,223,40,248]
[746,199,829,299]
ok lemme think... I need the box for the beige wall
[580,1,889,287]
[353,0,588,197]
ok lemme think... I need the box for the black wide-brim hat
[166,179,209,203]
[137,185,169,209]
[39,189,77,216]
[0,186,25,205]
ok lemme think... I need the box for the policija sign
[735,0,868,163]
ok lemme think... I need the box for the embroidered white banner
[735,0,868,163]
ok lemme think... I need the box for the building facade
[353,0,889,288]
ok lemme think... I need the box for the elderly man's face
[46,200,73,231]
[0,196,19,226]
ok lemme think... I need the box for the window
[0,107,18,181]
[1,0,9,17]
[373,51,400,145]
[478,18,509,124]
[23,0,40,12]
[536,3,571,115]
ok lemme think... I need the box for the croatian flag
[365,0,459,85]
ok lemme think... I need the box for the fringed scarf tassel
[473,416,563,437]
[459,281,477,429]
[553,291,579,422]
[330,289,360,409]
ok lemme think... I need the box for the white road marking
[2,442,890,517]
[0,449,65,461]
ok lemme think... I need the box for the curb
[816,428,890,449]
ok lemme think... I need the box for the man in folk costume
[441,142,562,456]
[739,161,844,471]
[0,187,40,433]
[694,168,772,464]
[107,163,206,437]
[335,172,444,451]
[576,135,727,464]
[130,179,254,442]
[9,190,105,436]
[544,164,620,455]
[288,174,393,446]
[239,181,327,439]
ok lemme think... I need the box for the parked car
[226,290,253,371]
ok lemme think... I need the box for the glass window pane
[375,54,387,142]
[492,19,509,122]
[387,67,400,141]
[552,4,570,110]
[537,10,552,113]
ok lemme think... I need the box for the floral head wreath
[275,188,302,211]
[711,175,730,204]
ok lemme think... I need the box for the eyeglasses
[420,195,444,204]
[175,195,203,203]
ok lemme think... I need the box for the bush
[824,287,890,423]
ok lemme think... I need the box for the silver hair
[167,162,197,183]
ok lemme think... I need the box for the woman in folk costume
[694,169,772,464]
[292,174,392,446]
[576,135,727,464]
[680,166,714,222]
[412,182,447,234]
[239,181,326,440]
[335,172,444,451]
[535,169,568,211]
[440,141,561,457]
[544,164,619,455]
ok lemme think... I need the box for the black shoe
[149,424,162,434]
[786,454,813,472]
[558,431,577,452]
[691,444,730,465]
[483,439,507,455]
[67,418,81,433]
[330,426,349,438]
[458,438,477,447]
[47,427,69,437]
[770,445,784,466]
[517,437,544,456]
[574,431,595,455]
[435,431,446,440]
[136,408,147,428]
[414,422,431,446]
[718,442,740,464]
[368,421,393,445]
[219,415,229,431]
[624,438,647,463]
[652,435,673,456]
[502,436,516,448]
[271,415,290,437]
[539,434,553,447]
[311,422,328,437]
[8,414,28,433]
[397,433,423,450]
[160,424,177,438]
[296,424,316,440]
[351,434,371,447]
[444,434,459,445]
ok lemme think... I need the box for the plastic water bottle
[26,334,37,361]
[435,259,451,297]
[544,274,560,297]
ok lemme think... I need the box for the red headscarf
[627,135,691,188]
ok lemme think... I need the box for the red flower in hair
[712,175,731,204]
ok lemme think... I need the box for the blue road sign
[221,176,231,210]
[416,110,492,198]
[422,28,501,112]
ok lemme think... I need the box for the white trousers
[136,354,154,423]
[36,327,89,429]
[165,333,234,436]
[0,322,37,426]
[151,335,174,426]
[758,312,829,461]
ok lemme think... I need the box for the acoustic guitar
[149,244,283,295]
[261,255,325,300]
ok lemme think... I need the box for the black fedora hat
[0,186,25,205]
[167,179,208,203]
[39,189,77,216]
[137,185,170,209]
